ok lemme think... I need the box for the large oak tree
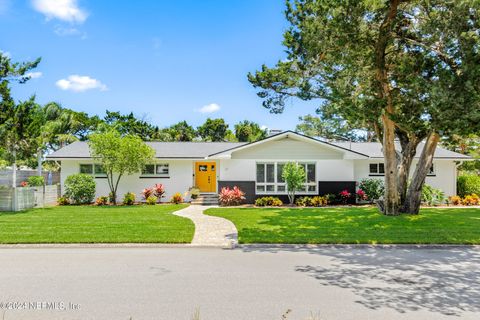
[248,0,480,215]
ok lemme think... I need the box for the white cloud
[32,0,88,23]
[198,103,221,114]
[56,75,107,92]
[26,71,43,79]
[260,125,268,131]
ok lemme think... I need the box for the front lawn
[0,204,193,243]
[205,206,480,244]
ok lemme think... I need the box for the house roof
[333,141,472,159]
[46,131,471,160]
[206,130,370,159]
[46,141,247,159]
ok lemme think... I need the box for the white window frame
[79,163,106,178]
[256,162,316,195]
[141,163,170,178]
[369,163,385,176]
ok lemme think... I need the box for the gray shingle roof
[46,141,247,159]
[46,137,470,160]
[332,141,471,159]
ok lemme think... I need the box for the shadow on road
[241,246,480,316]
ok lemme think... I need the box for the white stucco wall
[354,159,457,196]
[60,160,195,202]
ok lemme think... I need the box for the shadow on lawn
[241,246,480,316]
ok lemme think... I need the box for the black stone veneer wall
[218,180,356,204]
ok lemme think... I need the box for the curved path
[173,205,238,248]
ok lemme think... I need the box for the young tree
[88,130,155,204]
[248,0,480,215]
[234,120,267,142]
[282,162,306,205]
[197,118,229,142]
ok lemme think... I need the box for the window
[79,164,93,174]
[141,163,170,177]
[369,163,385,175]
[156,164,169,176]
[79,164,106,177]
[256,162,316,194]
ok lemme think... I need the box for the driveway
[0,246,478,320]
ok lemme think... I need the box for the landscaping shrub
[296,196,328,207]
[255,196,283,207]
[27,175,44,187]
[146,195,157,205]
[94,196,109,206]
[457,174,480,197]
[57,196,70,206]
[421,184,446,206]
[462,194,479,206]
[141,187,154,200]
[153,183,165,201]
[218,186,246,206]
[358,178,384,202]
[20,181,28,187]
[64,173,96,205]
[170,192,183,204]
[356,189,368,202]
[448,195,462,205]
[324,193,337,204]
[339,190,352,205]
[189,187,200,199]
[122,192,136,205]
[311,196,328,207]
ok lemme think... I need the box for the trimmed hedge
[457,174,480,197]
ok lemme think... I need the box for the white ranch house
[47,131,470,204]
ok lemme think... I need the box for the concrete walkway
[173,205,238,248]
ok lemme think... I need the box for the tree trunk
[382,114,400,215]
[374,0,402,215]
[12,150,17,188]
[396,132,420,204]
[401,132,440,214]
[37,148,43,177]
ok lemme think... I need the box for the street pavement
[0,246,478,320]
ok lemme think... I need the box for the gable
[231,137,344,160]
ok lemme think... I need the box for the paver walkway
[173,205,238,248]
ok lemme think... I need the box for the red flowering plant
[339,189,352,205]
[20,181,28,187]
[141,187,154,200]
[356,189,368,202]
[153,183,165,201]
[218,186,246,206]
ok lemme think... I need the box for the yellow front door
[195,162,217,192]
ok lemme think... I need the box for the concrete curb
[0,243,236,249]
[238,243,480,249]
[0,243,477,250]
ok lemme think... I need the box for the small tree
[282,162,306,205]
[88,130,155,204]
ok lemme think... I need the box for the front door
[195,162,217,192]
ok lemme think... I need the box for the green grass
[0,204,193,243]
[205,206,480,244]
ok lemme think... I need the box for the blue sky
[0,0,317,130]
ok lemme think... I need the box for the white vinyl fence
[0,185,59,212]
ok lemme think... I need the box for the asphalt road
[0,246,478,320]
